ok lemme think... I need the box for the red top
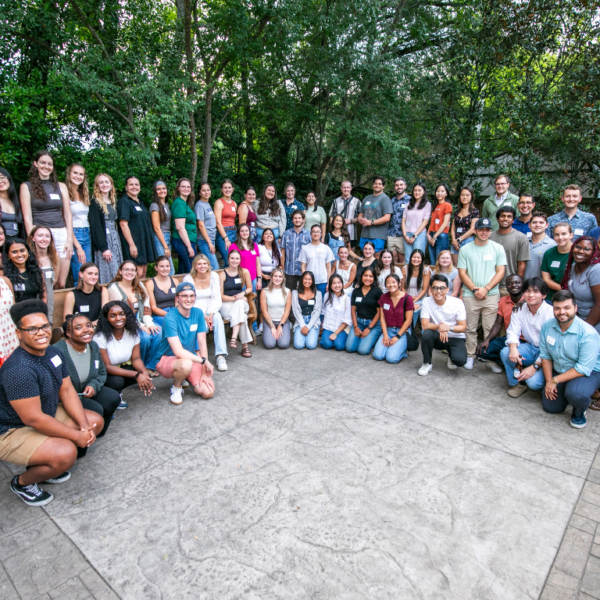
[218,198,238,227]
[378,292,414,328]
[428,201,453,234]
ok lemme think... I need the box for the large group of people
[0,153,599,508]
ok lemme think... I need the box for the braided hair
[95,300,140,344]
[561,236,600,290]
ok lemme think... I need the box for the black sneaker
[43,471,71,484]
[10,476,53,506]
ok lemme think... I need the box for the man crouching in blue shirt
[156,282,215,405]
[0,300,103,506]
[540,290,600,429]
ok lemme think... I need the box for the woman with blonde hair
[219,249,254,357]
[27,225,60,317]
[260,267,291,349]
[89,173,123,284]
[66,163,92,285]
[430,249,461,297]
[183,253,229,371]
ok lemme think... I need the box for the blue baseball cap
[176,282,196,294]
[475,218,492,229]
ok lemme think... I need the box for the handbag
[403,294,420,351]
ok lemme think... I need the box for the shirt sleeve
[404,295,415,311]
[456,299,467,321]
[117,197,131,222]
[538,324,551,360]
[517,235,531,261]
[495,243,508,266]
[574,329,600,376]
[325,246,335,263]
[163,311,178,339]
[540,251,551,273]
[423,202,432,220]
[506,307,523,345]
[382,197,393,215]
[3,365,40,401]
[421,298,432,320]
[196,310,208,334]
[299,247,308,264]
[194,202,205,221]
[149,203,158,214]
[171,199,186,220]
[342,295,352,326]
[207,272,222,314]
[588,264,600,287]
[93,333,107,349]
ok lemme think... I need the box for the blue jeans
[294,316,320,349]
[451,236,474,255]
[404,231,427,258]
[71,227,92,286]
[216,227,237,267]
[256,227,280,243]
[171,236,196,274]
[373,327,409,363]
[153,232,175,275]
[346,319,382,355]
[151,307,174,329]
[139,328,162,370]
[210,312,228,357]
[542,369,600,418]
[428,232,449,265]
[478,336,506,364]
[316,283,327,298]
[320,329,348,350]
[500,342,545,390]
[197,238,220,270]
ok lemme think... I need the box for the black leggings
[81,386,122,437]
[104,364,139,395]
[421,329,468,367]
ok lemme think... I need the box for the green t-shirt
[457,239,507,298]
[171,196,197,243]
[540,246,570,299]
[305,206,327,232]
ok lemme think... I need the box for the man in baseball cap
[457,217,508,370]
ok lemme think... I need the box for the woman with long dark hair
[195,182,219,269]
[327,214,359,261]
[320,273,352,351]
[450,186,479,266]
[20,150,74,288]
[291,271,322,350]
[0,262,18,366]
[401,183,431,258]
[238,186,259,242]
[0,167,23,238]
[66,163,92,286]
[213,179,237,268]
[254,184,286,243]
[149,180,175,275]
[171,177,197,274]
[402,249,431,327]
[229,223,262,292]
[2,238,46,304]
[346,266,382,355]
[427,183,453,265]
[27,225,60,317]
[304,191,327,242]
[355,241,380,287]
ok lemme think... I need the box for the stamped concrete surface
[1,344,600,599]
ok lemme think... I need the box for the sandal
[241,347,252,358]
[230,338,238,349]
[590,400,600,411]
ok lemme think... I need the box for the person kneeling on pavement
[156,282,215,405]
[500,277,553,397]
[539,290,600,429]
[0,300,103,507]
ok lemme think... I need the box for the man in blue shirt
[539,289,600,428]
[280,209,311,291]
[547,184,597,241]
[512,193,535,237]
[387,177,411,264]
[156,282,215,405]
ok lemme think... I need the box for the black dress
[116,195,157,266]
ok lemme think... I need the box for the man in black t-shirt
[0,300,103,506]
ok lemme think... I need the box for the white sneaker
[170,386,184,405]
[486,361,503,374]
[216,356,228,371]
[418,363,433,376]
[447,356,457,370]
[182,380,190,388]
[464,357,475,370]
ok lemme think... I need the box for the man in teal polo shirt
[539,289,600,429]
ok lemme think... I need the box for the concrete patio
[1,344,600,599]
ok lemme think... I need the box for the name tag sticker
[251,251,256,255]
[356,297,363,302]
[527,232,532,238]
[483,255,492,261]
[575,228,584,236]
[14,284,25,291]
[231,205,236,211]
[45,271,53,278]
[383,303,390,310]
[504,201,512,206]
[51,355,62,367]
[435,219,440,224]
[308,299,315,305]
[568,280,573,287]
[134,206,142,212]
[49,194,60,200]
[234,278,241,284]
[170,287,176,293]
[546,335,556,345]
[80,305,90,312]
[551,261,561,268]
[106,228,110,234]
[190,324,198,332]
[457,227,464,233]
[133,302,139,308]
[365,201,370,205]
[95,360,99,369]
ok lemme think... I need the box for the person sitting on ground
[320,274,352,351]
[477,274,524,372]
[418,274,468,375]
[291,271,322,350]
[261,267,292,349]
[539,290,600,428]
[156,282,215,405]
[146,255,178,327]
[63,262,109,326]
[499,277,553,397]
[93,301,155,409]
[0,300,103,507]
[53,314,120,437]
[373,273,413,364]
[346,267,382,355]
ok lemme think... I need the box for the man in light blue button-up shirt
[539,290,600,428]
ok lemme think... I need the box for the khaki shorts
[0,404,73,466]
[387,236,405,254]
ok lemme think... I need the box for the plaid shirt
[281,227,311,275]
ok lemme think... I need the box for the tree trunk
[183,0,197,188]
[242,66,255,180]
[200,86,214,184]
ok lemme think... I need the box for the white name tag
[170,287,176,293]
[207,210,213,215]
[365,201,370,205]
[457,227,464,233]
[574,228,584,236]
[234,278,241,284]
[435,219,440,224]
[190,324,198,331]
[14,284,25,291]
[49,194,60,200]
[80,305,89,312]
[251,251,256,255]
[95,360,99,369]
[483,255,492,261]
[551,261,561,268]
[134,206,142,212]
[133,302,139,308]
[308,299,315,305]
[106,228,110,234]
[504,201,512,206]
[546,335,556,345]
[51,355,62,367]
[527,232,532,238]
[383,303,390,310]
[356,297,363,302]
[231,205,236,211]
[45,271,53,278]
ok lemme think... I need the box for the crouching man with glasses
[0,300,103,506]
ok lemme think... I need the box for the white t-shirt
[258,244,279,275]
[93,330,141,365]
[420,296,467,339]
[70,200,90,228]
[378,266,403,292]
[298,243,335,284]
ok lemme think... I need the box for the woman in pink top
[229,223,262,292]
[401,183,431,259]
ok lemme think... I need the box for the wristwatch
[533,363,541,371]
[449,326,454,332]
[551,376,558,385]
[200,357,207,365]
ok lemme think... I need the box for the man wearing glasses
[0,300,103,506]
[481,174,520,231]
[418,274,468,376]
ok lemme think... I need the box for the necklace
[67,340,88,355]
[18,271,28,280]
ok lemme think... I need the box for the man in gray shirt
[524,212,556,280]
[357,176,393,257]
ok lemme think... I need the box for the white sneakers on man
[464,357,475,370]
[216,356,228,371]
[170,386,184,405]
[486,361,503,374]
[418,363,433,376]
[447,357,457,370]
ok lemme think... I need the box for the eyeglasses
[18,323,53,335]
[121,269,136,274]
[431,286,447,291]
[495,182,508,187]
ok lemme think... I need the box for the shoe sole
[447,363,457,370]
[43,472,71,484]
[11,486,54,506]
[170,399,183,405]
[116,405,128,410]
[418,369,432,377]
[570,421,587,429]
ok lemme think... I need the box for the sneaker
[464,357,475,370]
[10,476,53,507]
[507,383,528,398]
[117,396,128,410]
[486,361,504,374]
[447,356,457,370]
[216,356,228,371]
[418,363,433,376]
[43,471,71,484]
[182,380,190,388]
[170,386,184,405]
[570,412,587,429]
